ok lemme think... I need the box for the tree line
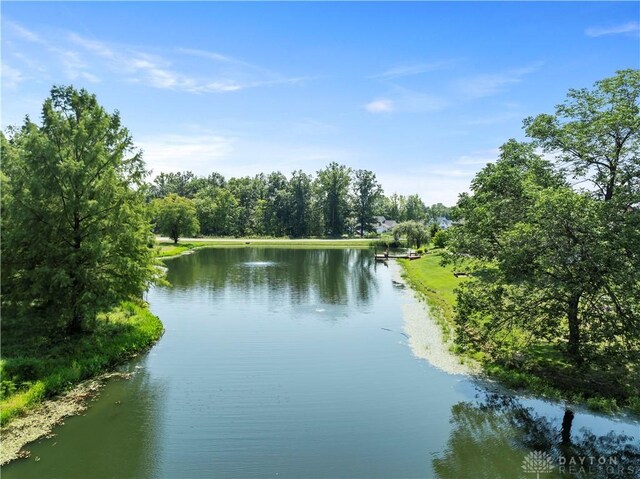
[147,166,453,242]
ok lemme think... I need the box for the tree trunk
[67,312,84,335]
[567,293,582,364]
[560,409,574,446]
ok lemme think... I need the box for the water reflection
[434,393,640,479]
[2,357,166,479]
[164,248,379,307]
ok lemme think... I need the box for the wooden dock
[375,253,421,261]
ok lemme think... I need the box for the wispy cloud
[371,59,459,80]
[586,22,639,37]
[365,98,395,113]
[1,63,26,88]
[5,21,43,43]
[68,33,244,93]
[4,21,303,94]
[456,62,543,99]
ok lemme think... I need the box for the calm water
[4,248,639,478]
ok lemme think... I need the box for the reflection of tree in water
[162,248,379,307]
[433,393,639,479]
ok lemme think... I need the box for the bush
[433,229,449,248]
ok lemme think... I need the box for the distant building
[373,216,397,234]
[429,216,453,229]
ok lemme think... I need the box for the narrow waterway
[3,248,638,478]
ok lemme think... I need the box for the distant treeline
[145,163,453,238]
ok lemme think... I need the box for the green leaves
[452,92,640,366]
[151,194,199,244]
[1,86,159,332]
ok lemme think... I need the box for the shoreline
[0,303,164,465]
[0,372,131,465]
[389,261,480,376]
[155,237,374,259]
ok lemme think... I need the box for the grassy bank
[399,250,640,416]
[155,237,373,257]
[0,301,164,426]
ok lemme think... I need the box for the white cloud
[371,59,459,80]
[457,62,543,99]
[586,22,640,37]
[365,98,395,113]
[138,134,236,177]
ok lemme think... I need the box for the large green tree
[523,69,640,361]
[352,169,383,237]
[315,162,351,237]
[1,86,159,333]
[287,170,313,238]
[453,132,639,366]
[404,194,426,221]
[152,194,199,244]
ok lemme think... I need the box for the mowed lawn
[399,249,468,325]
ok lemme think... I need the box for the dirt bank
[0,372,131,465]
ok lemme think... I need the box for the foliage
[151,193,199,243]
[287,170,313,237]
[352,169,383,237]
[394,220,429,248]
[315,162,352,237]
[450,71,640,370]
[143,168,453,240]
[147,171,225,200]
[404,194,426,221]
[432,229,449,248]
[194,187,238,236]
[524,69,640,203]
[0,301,163,425]
[1,86,160,333]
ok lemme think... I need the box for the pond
[3,248,639,478]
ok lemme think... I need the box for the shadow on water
[164,248,379,308]
[2,357,166,479]
[433,392,640,479]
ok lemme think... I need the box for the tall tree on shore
[287,170,313,238]
[1,86,160,333]
[315,162,352,237]
[352,169,383,237]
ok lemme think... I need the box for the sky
[2,2,639,206]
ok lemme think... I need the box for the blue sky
[2,2,639,205]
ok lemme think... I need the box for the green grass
[399,248,469,344]
[0,301,164,426]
